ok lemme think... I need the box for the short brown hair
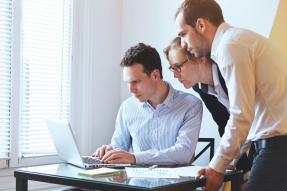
[120,43,163,79]
[175,0,224,27]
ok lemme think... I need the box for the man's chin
[135,96,146,102]
[182,82,192,89]
[188,49,203,58]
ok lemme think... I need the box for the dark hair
[175,0,224,27]
[164,37,194,61]
[120,43,163,79]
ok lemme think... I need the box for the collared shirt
[110,83,203,165]
[199,64,230,109]
[209,22,287,173]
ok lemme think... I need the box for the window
[0,0,73,167]
[0,0,12,160]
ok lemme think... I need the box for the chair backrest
[193,138,215,163]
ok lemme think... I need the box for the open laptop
[46,119,132,169]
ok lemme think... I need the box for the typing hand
[196,167,224,191]
[92,145,113,160]
[102,149,136,164]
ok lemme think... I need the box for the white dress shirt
[204,64,230,109]
[209,22,287,173]
[110,83,203,165]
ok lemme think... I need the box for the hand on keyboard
[92,145,113,159]
[82,156,103,164]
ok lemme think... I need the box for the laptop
[46,119,132,169]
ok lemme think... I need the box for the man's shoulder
[171,90,202,114]
[121,96,138,106]
[120,96,141,111]
[222,25,265,47]
[173,88,201,105]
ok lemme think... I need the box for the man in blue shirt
[93,43,203,165]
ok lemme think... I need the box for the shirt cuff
[209,154,230,173]
[229,159,238,167]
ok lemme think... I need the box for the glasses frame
[168,58,189,73]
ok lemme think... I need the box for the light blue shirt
[110,83,203,165]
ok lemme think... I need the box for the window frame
[0,0,73,169]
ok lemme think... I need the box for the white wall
[218,0,279,37]
[72,0,123,155]
[120,0,183,100]
[120,0,279,165]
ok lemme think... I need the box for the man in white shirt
[174,0,287,190]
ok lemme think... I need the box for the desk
[14,164,243,191]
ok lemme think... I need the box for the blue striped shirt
[110,83,203,165]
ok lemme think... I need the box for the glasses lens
[168,66,174,72]
[169,59,188,73]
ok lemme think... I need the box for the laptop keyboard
[82,156,103,164]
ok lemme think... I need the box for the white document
[125,167,180,178]
[173,166,206,177]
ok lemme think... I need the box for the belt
[254,135,287,151]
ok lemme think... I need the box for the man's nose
[173,70,180,79]
[129,84,136,93]
[181,40,188,49]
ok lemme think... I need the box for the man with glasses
[92,43,203,166]
[164,37,253,176]
[168,59,189,73]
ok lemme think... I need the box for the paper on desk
[173,166,206,177]
[78,167,120,178]
[125,167,179,178]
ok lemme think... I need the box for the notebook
[78,167,121,178]
[46,119,132,169]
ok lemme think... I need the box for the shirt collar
[212,64,220,88]
[211,22,232,62]
[141,81,174,109]
[161,82,174,108]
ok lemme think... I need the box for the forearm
[229,140,252,167]
[134,145,195,165]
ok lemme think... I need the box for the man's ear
[151,69,161,80]
[195,18,207,33]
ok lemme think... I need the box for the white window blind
[20,0,73,157]
[0,0,12,159]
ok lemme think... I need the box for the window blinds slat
[0,0,12,159]
[20,0,72,157]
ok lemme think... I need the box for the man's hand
[226,164,236,171]
[101,149,136,164]
[196,167,224,191]
[92,145,113,160]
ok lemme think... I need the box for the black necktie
[199,83,208,93]
[211,60,228,96]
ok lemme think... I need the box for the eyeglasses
[168,59,189,73]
